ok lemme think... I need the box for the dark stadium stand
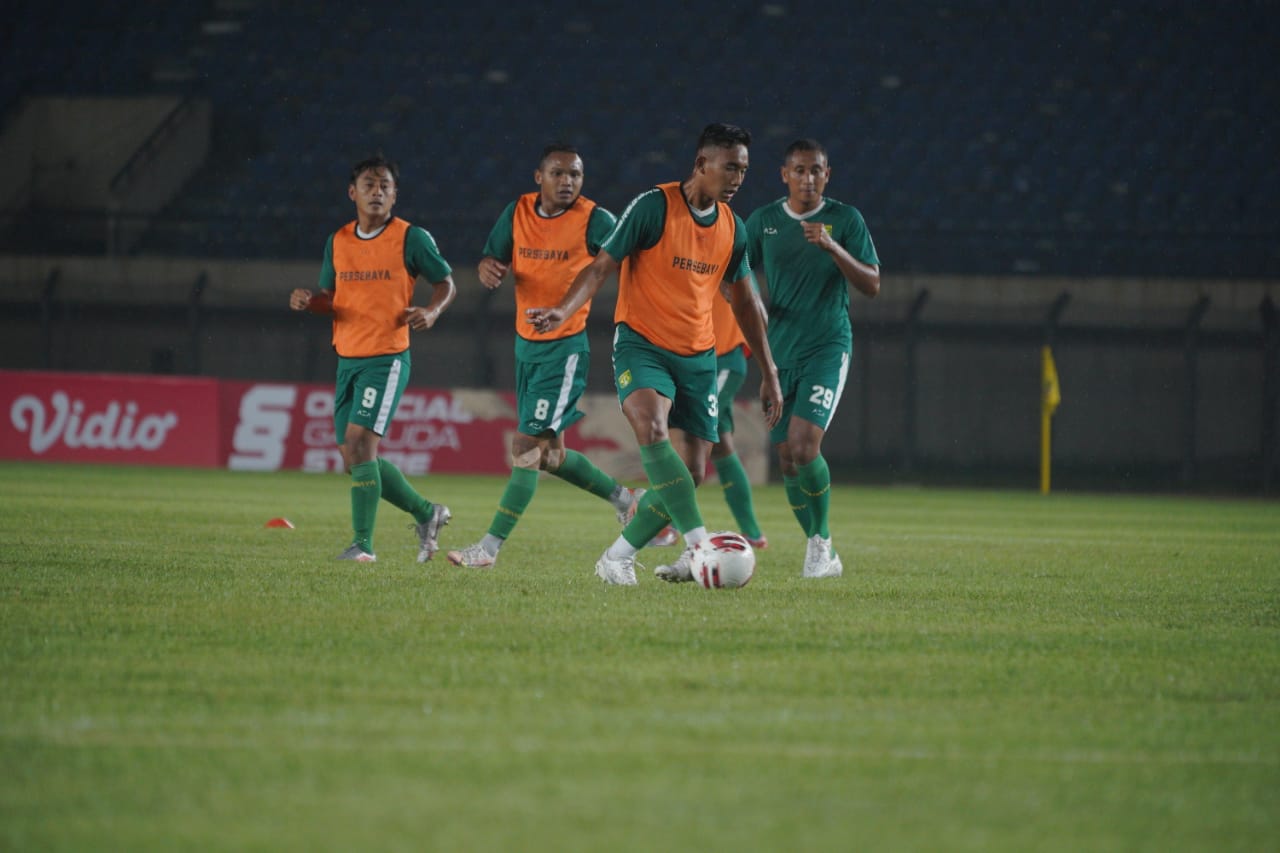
[2,0,1277,276]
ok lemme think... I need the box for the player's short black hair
[783,138,828,162]
[697,122,752,152]
[350,153,399,185]
[539,142,580,168]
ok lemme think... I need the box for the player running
[745,138,881,578]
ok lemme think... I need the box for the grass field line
[859,529,1278,547]
[8,725,1278,769]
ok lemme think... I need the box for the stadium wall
[0,254,1276,493]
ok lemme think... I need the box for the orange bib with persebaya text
[615,182,736,356]
[511,193,598,341]
[330,217,416,358]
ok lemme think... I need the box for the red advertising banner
[1,369,221,467]
[218,381,523,475]
[2,370,764,482]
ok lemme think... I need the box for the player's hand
[404,306,439,331]
[478,258,509,290]
[525,306,567,334]
[289,288,313,311]
[801,221,836,251]
[760,373,783,429]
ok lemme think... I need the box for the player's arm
[727,274,782,429]
[526,251,618,333]
[721,271,767,324]
[478,257,509,289]
[291,234,336,313]
[527,190,653,332]
[727,217,782,426]
[586,206,618,255]
[743,214,771,304]
[478,202,516,289]
[801,221,880,298]
[404,227,457,331]
[406,275,457,331]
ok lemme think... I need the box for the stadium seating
[2,0,1276,276]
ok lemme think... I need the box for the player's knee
[542,446,565,471]
[775,446,798,478]
[790,440,822,467]
[631,419,667,445]
[511,446,542,470]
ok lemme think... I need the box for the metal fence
[3,265,1275,494]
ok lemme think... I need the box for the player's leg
[596,329,701,583]
[711,432,764,544]
[786,350,850,578]
[614,388,692,546]
[369,362,450,561]
[341,354,450,562]
[789,419,831,537]
[450,356,554,568]
[710,356,765,546]
[534,352,637,518]
[332,357,379,560]
[776,440,812,536]
[449,431,543,568]
[769,364,812,539]
[340,420,381,561]
[622,341,719,550]
[641,350,725,583]
[546,438,640,523]
[379,456,450,562]
[493,431,543,542]
[650,427,716,583]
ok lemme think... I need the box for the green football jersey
[745,197,878,368]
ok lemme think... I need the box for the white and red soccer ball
[691,531,756,589]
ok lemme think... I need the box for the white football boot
[803,535,843,578]
[447,542,497,569]
[654,547,695,583]
[414,503,452,563]
[594,550,639,585]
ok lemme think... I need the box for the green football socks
[376,457,432,523]
[349,460,381,551]
[638,439,703,534]
[551,449,617,500]
[783,475,812,536]
[622,488,674,549]
[713,452,762,539]
[796,456,832,539]
[488,466,539,540]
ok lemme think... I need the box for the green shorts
[716,345,748,435]
[613,323,719,443]
[515,349,589,436]
[335,351,412,440]
[769,349,850,445]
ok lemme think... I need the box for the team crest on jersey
[618,369,632,388]
[824,224,834,234]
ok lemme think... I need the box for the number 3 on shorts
[706,393,718,418]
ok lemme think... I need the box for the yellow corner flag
[1040,346,1061,493]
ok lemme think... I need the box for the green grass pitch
[2,461,1277,851]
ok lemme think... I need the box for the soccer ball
[690,531,756,589]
